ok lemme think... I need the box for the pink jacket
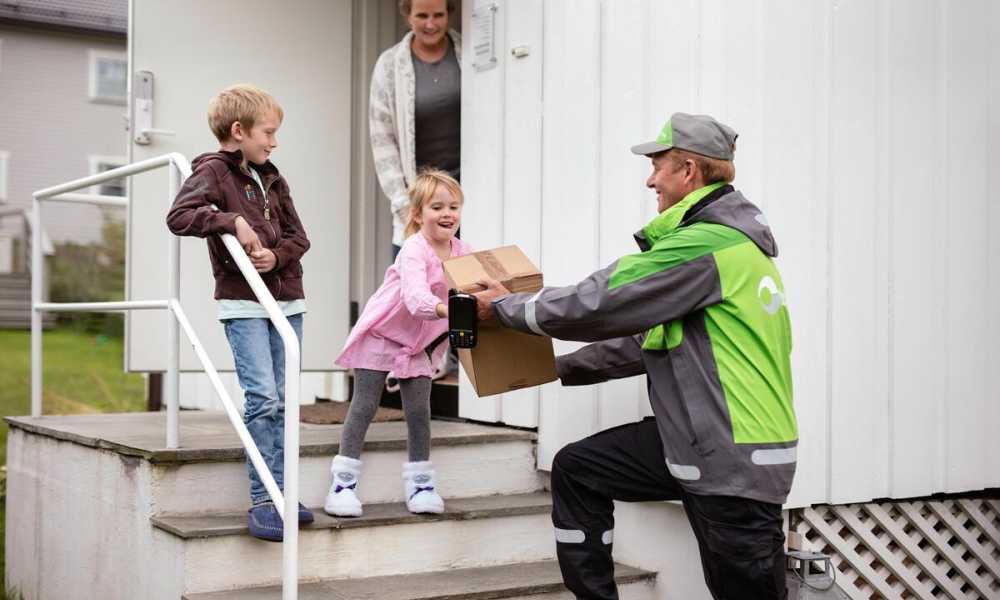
[335,233,474,378]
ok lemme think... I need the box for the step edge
[180,561,656,600]
[153,493,553,540]
[4,418,537,465]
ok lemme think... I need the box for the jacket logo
[758,276,784,315]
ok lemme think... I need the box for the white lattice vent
[790,498,1000,599]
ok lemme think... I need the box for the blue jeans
[223,314,304,505]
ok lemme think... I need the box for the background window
[0,151,9,202]
[89,50,127,104]
[90,156,127,197]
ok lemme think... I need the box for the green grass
[0,327,146,594]
[0,328,146,465]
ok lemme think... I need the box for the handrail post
[282,334,301,600]
[30,196,42,417]
[166,164,181,448]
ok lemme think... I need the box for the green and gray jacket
[493,183,796,505]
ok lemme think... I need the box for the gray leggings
[339,368,432,462]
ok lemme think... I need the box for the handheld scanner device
[448,291,478,348]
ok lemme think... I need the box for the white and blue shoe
[324,455,363,517]
[403,461,445,514]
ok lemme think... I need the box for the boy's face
[232,109,281,165]
[413,185,462,244]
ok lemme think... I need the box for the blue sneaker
[248,502,283,542]
[298,502,314,524]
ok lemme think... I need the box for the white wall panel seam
[822,0,835,504]
[755,0,766,215]
[495,0,507,424]
[593,0,604,431]
[534,0,546,431]
[936,0,949,493]
[881,0,896,500]
[637,0,652,421]
[876,0,892,500]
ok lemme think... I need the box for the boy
[166,84,313,541]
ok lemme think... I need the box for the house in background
[0,0,128,276]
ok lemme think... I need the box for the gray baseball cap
[631,112,738,160]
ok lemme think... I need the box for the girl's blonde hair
[403,169,463,238]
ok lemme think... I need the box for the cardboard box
[443,246,558,397]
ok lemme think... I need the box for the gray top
[412,39,461,180]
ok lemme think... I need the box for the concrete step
[6,412,544,515]
[0,274,30,286]
[0,287,29,300]
[182,560,657,600]
[156,493,558,593]
[153,491,553,539]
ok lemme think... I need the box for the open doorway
[349,0,463,416]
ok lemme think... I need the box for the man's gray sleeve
[556,334,646,386]
[492,254,721,342]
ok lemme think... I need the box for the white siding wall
[0,26,126,244]
[462,0,1000,508]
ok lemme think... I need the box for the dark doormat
[300,400,404,425]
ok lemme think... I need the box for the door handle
[132,71,175,145]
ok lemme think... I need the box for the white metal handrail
[30,153,301,600]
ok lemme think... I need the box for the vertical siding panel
[594,0,647,432]
[537,0,602,468]
[459,0,506,422]
[872,0,893,500]
[498,0,545,427]
[887,0,944,498]
[943,0,992,492]
[719,0,763,209]
[757,0,833,507]
[825,0,888,504]
[989,0,1000,484]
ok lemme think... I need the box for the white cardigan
[369,29,462,246]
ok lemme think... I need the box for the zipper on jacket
[263,178,277,242]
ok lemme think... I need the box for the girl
[326,169,472,516]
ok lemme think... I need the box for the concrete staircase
[4,412,657,599]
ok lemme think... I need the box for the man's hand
[472,278,509,322]
[250,248,278,273]
[234,216,263,254]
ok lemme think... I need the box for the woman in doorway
[370,0,461,261]
[370,0,462,385]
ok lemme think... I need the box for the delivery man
[474,113,796,599]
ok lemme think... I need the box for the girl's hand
[436,303,448,318]
[250,248,277,273]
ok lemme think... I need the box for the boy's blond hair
[404,169,463,239]
[207,84,284,143]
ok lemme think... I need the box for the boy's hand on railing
[234,216,263,254]
[250,248,278,273]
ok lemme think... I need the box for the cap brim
[630,141,672,156]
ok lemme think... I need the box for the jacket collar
[215,149,281,189]
[635,182,729,250]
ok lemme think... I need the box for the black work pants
[550,418,787,600]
